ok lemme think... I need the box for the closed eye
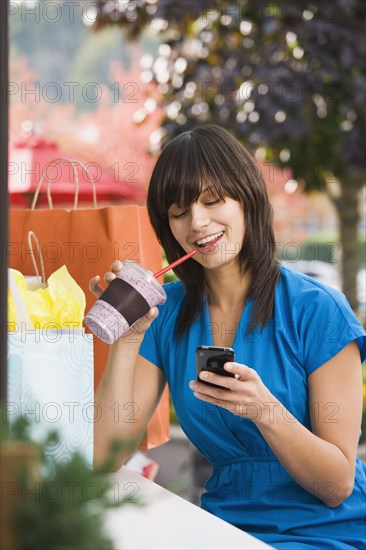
[205,199,221,206]
[170,210,188,219]
[169,197,222,218]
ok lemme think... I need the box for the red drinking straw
[153,250,197,278]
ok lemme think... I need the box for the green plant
[96,0,365,312]
[162,251,179,284]
[297,234,365,266]
[1,410,137,550]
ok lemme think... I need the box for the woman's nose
[190,203,210,232]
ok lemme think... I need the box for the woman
[91,124,366,549]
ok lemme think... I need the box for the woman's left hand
[189,362,275,424]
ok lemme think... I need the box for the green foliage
[162,251,179,283]
[298,236,366,266]
[95,0,365,309]
[14,455,117,550]
[1,406,33,444]
[95,0,366,188]
[9,3,160,113]
[9,3,89,86]
[1,409,137,550]
[65,27,131,112]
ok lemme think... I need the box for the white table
[105,466,273,550]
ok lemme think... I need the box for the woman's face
[168,185,245,270]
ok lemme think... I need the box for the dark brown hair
[147,124,280,337]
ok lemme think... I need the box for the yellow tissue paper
[48,265,86,328]
[8,269,27,331]
[8,287,17,332]
[8,265,86,329]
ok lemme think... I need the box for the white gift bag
[7,269,94,466]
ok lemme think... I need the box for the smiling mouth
[194,231,224,250]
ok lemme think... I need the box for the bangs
[146,124,279,340]
[149,129,244,217]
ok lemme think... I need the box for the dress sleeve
[299,287,366,376]
[138,281,184,372]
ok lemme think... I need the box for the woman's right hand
[88,260,159,337]
[89,259,124,299]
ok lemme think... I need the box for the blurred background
[8,0,366,503]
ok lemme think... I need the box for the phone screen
[196,345,235,389]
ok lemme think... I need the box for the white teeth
[196,231,224,246]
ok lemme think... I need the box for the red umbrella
[8,135,146,207]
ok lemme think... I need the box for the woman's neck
[204,263,251,311]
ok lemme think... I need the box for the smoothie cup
[84,260,167,344]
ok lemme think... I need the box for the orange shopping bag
[8,158,170,450]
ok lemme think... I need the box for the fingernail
[189,381,197,389]
[113,260,121,267]
[199,372,208,379]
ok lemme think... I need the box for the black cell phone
[196,345,235,389]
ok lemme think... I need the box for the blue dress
[140,265,366,549]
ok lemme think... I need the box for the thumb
[144,306,159,323]
[132,307,159,335]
